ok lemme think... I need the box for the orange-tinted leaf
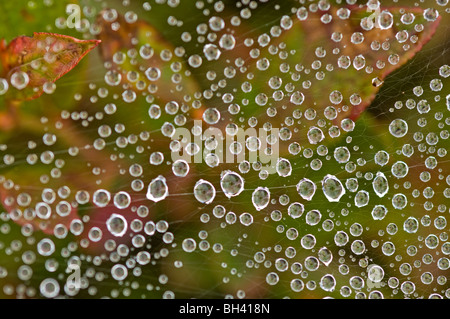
[0,32,100,101]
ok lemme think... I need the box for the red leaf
[0,32,100,101]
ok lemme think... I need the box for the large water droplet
[354,190,369,207]
[371,205,388,220]
[276,158,292,177]
[389,119,408,138]
[307,127,325,144]
[10,71,29,90]
[193,179,216,204]
[367,265,385,283]
[372,172,389,197]
[319,274,336,292]
[106,213,128,237]
[252,187,270,211]
[403,217,419,233]
[378,10,394,29]
[318,247,333,266]
[220,171,244,198]
[93,189,111,207]
[0,78,9,95]
[146,175,169,202]
[296,178,316,201]
[288,202,304,219]
[322,174,345,202]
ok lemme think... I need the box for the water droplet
[374,150,390,166]
[146,176,169,202]
[372,172,389,197]
[322,174,345,202]
[301,234,316,249]
[252,187,270,211]
[188,54,203,68]
[306,209,322,226]
[10,71,29,90]
[172,159,190,177]
[93,189,111,207]
[145,67,161,81]
[0,78,8,95]
[318,247,333,266]
[203,44,221,61]
[37,238,55,256]
[389,119,408,138]
[182,238,197,252]
[239,212,253,226]
[106,213,128,237]
[219,34,236,50]
[378,10,393,29]
[368,265,385,283]
[307,127,325,144]
[334,231,349,247]
[288,202,304,219]
[114,191,131,209]
[290,279,304,292]
[111,264,128,281]
[329,90,343,104]
[290,91,305,105]
[351,240,365,255]
[334,146,350,163]
[381,241,395,256]
[193,179,216,204]
[203,108,221,124]
[297,178,316,201]
[391,161,409,178]
[354,190,369,207]
[353,54,366,70]
[392,193,407,210]
[319,274,336,292]
[423,8,439,21]
[439,64,449,78]
[296,7,308,20]
[371,205,388,220]
[338,55,351,69]
[104,70,122,86]
[40,278,60,298]
[266,272,279,286]
[276,158,292,177]
[220,171,244,198]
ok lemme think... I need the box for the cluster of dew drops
[0,0,449,299]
